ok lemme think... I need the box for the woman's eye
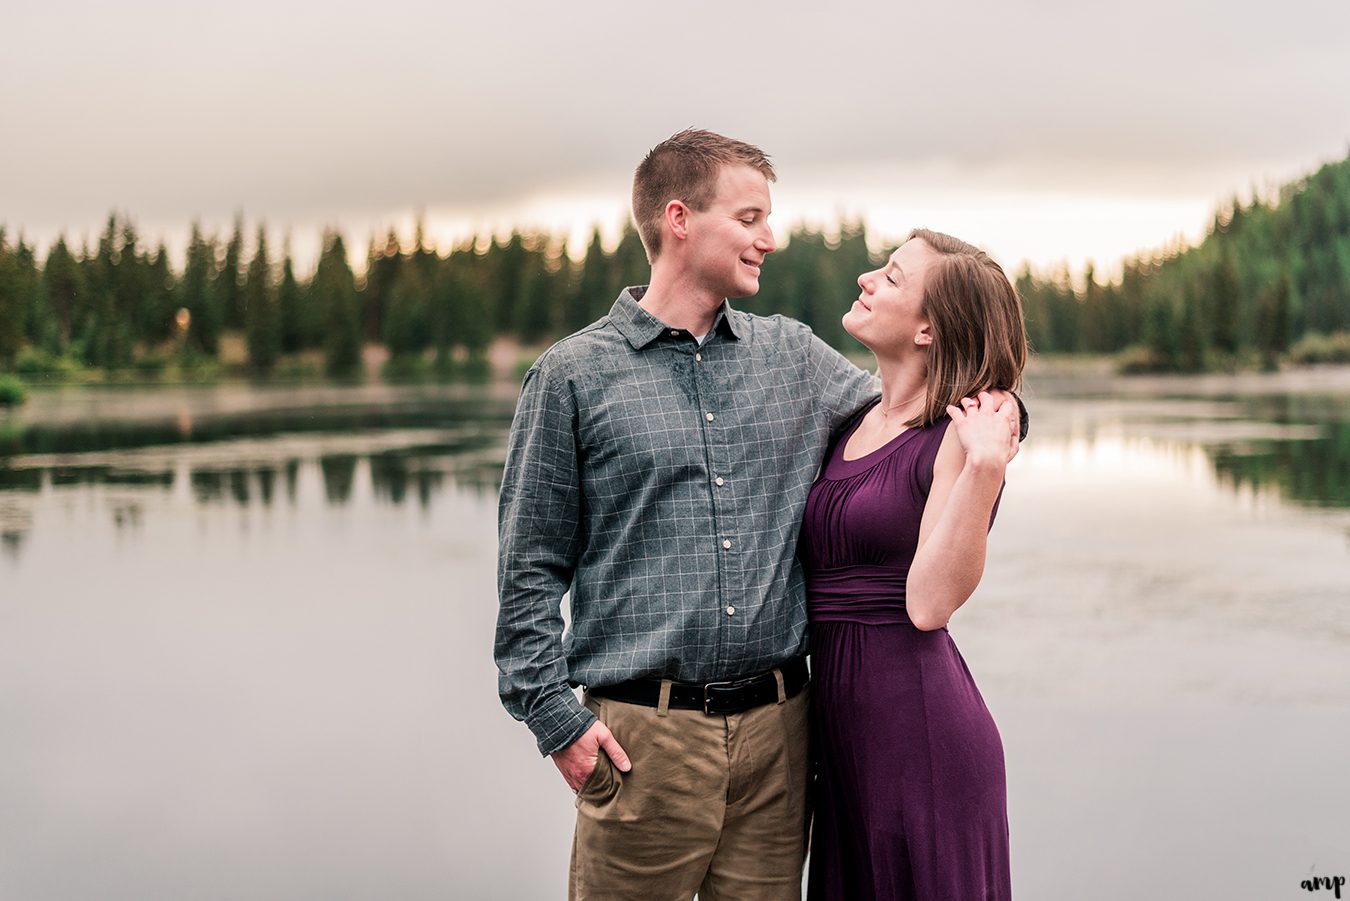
[885,275,896,286]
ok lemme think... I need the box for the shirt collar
[608,286,745,350]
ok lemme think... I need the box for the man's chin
[730,279,761,299]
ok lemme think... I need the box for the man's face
[684,164,777,299]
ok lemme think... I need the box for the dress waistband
[806,564,912,625]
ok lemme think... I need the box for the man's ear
[665,200,690,242]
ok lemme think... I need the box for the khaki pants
[570,685,811,901]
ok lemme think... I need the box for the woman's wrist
[961,451,1007,479]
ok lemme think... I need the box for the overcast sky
[4,0,1349,277]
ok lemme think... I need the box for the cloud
[3,0,1348,267]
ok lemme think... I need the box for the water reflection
[0,439,506,562]
[1210,420,1350,508]
[3,379,1350,563]
[0,386,516,561]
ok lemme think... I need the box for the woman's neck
[874,357,927,421]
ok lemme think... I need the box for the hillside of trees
[2,149,1348,383]
[0,213,876,382]
[1018,150,1350,370]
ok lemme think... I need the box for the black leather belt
[589,658,809,715]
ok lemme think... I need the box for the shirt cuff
[528,689,598,756]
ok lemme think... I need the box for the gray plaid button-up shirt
[496,287,878,755]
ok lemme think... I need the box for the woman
[801,228,1027,901]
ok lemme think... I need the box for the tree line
[0,214,877,379]
[2,148,1348,379]
[1017,149,1350,370]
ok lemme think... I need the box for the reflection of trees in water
[0,439,507,562]
[1209,420,1350,508]
[0,398,512,458]
[0,394,515,561]
[320,455,358,504]
[191,469,223,503]
[1202,395,1350,508]
[0,467,41,491]
[189,463,298,506]
[256,466,276,505]
[112,502,143,531]
[229,469,251,505]
[2,444,499,509]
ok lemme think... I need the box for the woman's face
[842,238,937,356]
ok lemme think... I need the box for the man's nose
[757,227,777,254]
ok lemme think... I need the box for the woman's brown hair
[905,228,1028,427]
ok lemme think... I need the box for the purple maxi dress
[801,405,1011,901]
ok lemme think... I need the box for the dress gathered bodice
[799,404,951,625]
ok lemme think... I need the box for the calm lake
[1,363,1347,901]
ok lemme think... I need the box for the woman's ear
[915,323,933,347]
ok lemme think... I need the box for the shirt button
[705,412,715,422]
[714,476,725,487]
[695,352,703,362]
[670,329,680,337]
[722,539,732,549]
[726,606,736,616]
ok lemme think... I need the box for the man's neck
[639,264,725,336]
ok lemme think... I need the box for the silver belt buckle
[702,679,735,715]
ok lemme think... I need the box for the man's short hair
[632,128,777,261]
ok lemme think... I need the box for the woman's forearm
[905,455,1005,630]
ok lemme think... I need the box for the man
[496,128,1021,899]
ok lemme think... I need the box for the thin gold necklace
[877,392,924,419]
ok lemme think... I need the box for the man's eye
[885,275,896,286]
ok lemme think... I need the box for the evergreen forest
[2,150,1349,385]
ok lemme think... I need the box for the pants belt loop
[773,668,787,704]
[656,679,673,717]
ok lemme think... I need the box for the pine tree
[143,243,178,346]
[245,227,281,373]
[218,216,245,330]
[311,231,362,377]
[570,228,609,331]
[182,223,221,356]
[277,239,303,354]
[607,223,649,300]
[493,231,526,336]
[0,231,22,367]
[444,241,492,358]
[383,259,430,359]
[42,236,82,353]
[363,228,402,344]
[1256,266,1292,369]
[513,235,555,343]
